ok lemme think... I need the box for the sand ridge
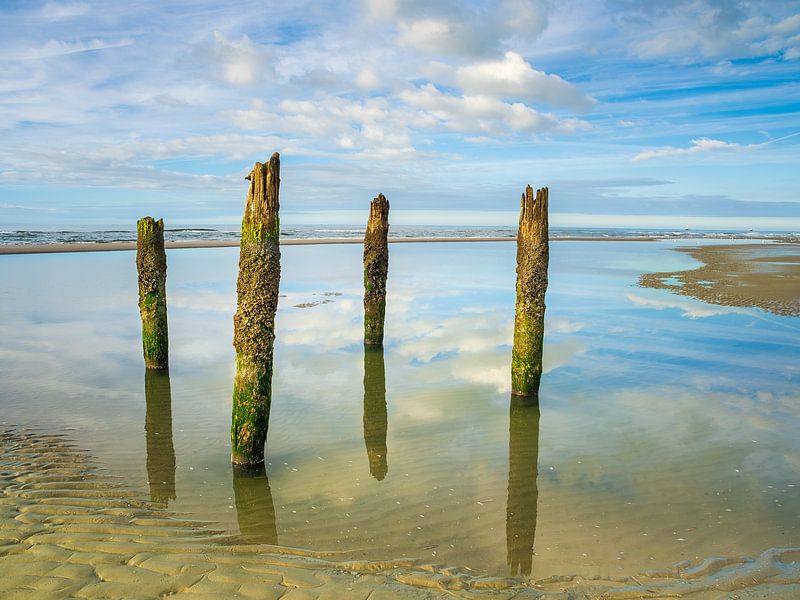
[3,428,800,599]
[640,243,800,317]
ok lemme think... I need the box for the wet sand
[640,243,800,317]
[3,428,800,599]
[0,237,661,256]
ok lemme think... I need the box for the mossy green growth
[241,216,280,243]
[364,267,374,293]
[137,216,163,241]
[511,312,544,396]
[231,353,272,465]
[364,300,386,345]
[141,313,168,369]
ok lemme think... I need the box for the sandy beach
[640,243,800,317]
[4,427,798,600]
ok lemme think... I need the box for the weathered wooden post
[232,464,278,544]
[144,368,176,505]
[511,186,548,396]
[136,216,168,369]
[506,394,540,576]
[363,346,388,481]
[231,153,281,466]
[363,193,389,345]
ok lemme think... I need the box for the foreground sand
[3,429,800,599]
[640,243,800,317]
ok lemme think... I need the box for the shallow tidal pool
[1,240,798,581]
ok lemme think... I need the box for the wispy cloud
[633,131,800,162]
[39,2,91,20]
[6,37,133,60]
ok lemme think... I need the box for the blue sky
[1,0,799,229]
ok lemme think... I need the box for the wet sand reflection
[144,368,176,504]
[363,346,388,481]
[506,394,540,577]
[232,464,278,545]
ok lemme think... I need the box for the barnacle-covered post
[363,193,390,345]
[511,186,549,396]
[136,216,168,369]
[231,153,281,466]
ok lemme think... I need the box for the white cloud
[40,2,90,20]
[7,37,133,60]
[774,14,800,36]
[208,31,273,85]
[633,131,800,162]
[455,51,595,112]
[228,97,427,156]
[627,2,800,61]
[626,293,750,319]
[633,138,752,162]
[376,0,549,57]
[355,66,381,91]
[400,83,590,135]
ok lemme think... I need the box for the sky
[1,0,799,229]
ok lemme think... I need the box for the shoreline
[0,236,664,255]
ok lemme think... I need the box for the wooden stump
[511,186,548,397]
[363,193,389,345]
[231,154,281,466]
[136,217,168,369]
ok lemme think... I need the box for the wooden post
[231,154,281,466]
[144,369,176,505]
[232,464,278,544]
[506,394,540,576]
[511,186,548,396]
[136,217,168,369]
[363,346,388,481]
[363,193,389,345]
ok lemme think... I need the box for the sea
[1,224,798,245]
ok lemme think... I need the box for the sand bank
[640,243,800,317]
[3,428,800,599]
[0,236,663,256]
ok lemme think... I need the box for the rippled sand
[3,429,800,599]
[640,243,800,317]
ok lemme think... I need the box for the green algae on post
[363,346,388,481]
[136,216,168,369]
[511,186,548,397]
[231,154,281,466]
[363,193,390,345]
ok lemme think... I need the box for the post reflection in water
[144,368,176,504]
[232,464,278,545]
[506,394,540,577]
[363,346,388,481]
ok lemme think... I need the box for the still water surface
[0,241,798,580]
